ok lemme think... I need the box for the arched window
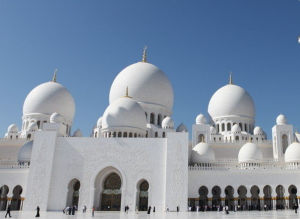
[134,133,137,138]
[239,123,243,131]
[123,132,127,137]
[244,124,248,132]
[129,133,133,138]
[37,121,40,129]
[150,113,155,124]
[118,132,122,137]
[282,134,288,153]
[157,114,162,126]
[27,134,31,140]
[198,134,205,143]
[235,136,239,141]
[222,123,225,132]
[227,123,231,131]
[113,132,116,137]
[162,132,165,138]
[155,132,158,138]
[217,124,220,133]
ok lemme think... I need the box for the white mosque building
[0,49,300,213]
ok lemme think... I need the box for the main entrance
[101,173,122,211]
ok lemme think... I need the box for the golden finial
[229,72,233,84]
[124,86,132,98]
[52,69,58,82]
[142,46,147,62]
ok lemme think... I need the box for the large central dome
[208,84,255,120]
[109,62,174,112]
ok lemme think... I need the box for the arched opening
[155,132,158,138]
[0,185,9,211]
[150,113,155,124]
[11,185,23,211]
[235,136,239,141]
[66,179,80,208]
[288,185,298,209]
[217,124,220,133]
[198,186,208,211]
[134,133,137,138]
[162,132,165,138]
[221,123,225,132]
[282,134,288,154]
[123,132,127,138]
[198,134,205,143]
[224,186,234,211]
[276,185,285,210]
[250,185,260,210]
[244,124,248,132]
[129,133,133,138]
[211,186,221,210]
[227,123,231,131]
[238,185,247,210]
[157,114,162,126]
[100,173,122,211]
[118,132,121,137]
[137,180,149,211]
[27,134,31,140]
[263,185,272,210]
[239,123,243,131]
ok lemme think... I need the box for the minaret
[52,69,58,82]
[142,46,147,62]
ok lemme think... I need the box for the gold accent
[142,46,147,62]
[229,72,233,84]
[124,86,132,98]
[52,69,58,82]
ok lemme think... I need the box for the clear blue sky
[0,0,300,138]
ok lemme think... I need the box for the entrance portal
[101,173,122,211]
[137,180,149,211]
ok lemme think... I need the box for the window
[198,134,205,143]
[150,113,155,124]
[123,132,127,137]
[162,132,165,138]
[155,132,158,138]
[235,136,239,141]
[244,124,248,132]
[222,123,225,131]
[227,123,231,131]
[282,134,288,153]
[129,133,133,138]
[239,123,242,131]
[157,114,162,126]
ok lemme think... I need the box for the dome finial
[124,86,132,98]
[142,46,147,62]
[52,69,58,82]
[229,72,233,84]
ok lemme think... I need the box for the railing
[0,161,30,169]
[188,160,292,171]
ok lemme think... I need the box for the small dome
[96,116,103,128]
[7,124,18,133]
[162,116,174,129]
[27,122,38,132]
[253,126,264,135]
[109,62,174,112]
[72,129,83,137]
[50,112,65,123]
[285,142,300,162]
[238,142,263,163]
[231,124,241,133]
[208,84,255,120]
[18,141,33,163]
[176,123,188,132]
[276,114,287,125]
[23,81,75,122]
[102,97,147,131]
[192,142,215,163]
[196,114,207,125]
[210,126,217,134]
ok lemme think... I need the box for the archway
[250,185,260,210]
[198,134,205,143]
[11,185,23,210]
[225,186,234,210]
[263,185,272,210]
[66,179,80,208]
[288,185,298,209]
[137,180,149,211]
[198,186,208,211]
[211,186,221,210]
[0,185,9,211]
[276,185,285,210]
[238,185,247,210]
[100,173,122,211]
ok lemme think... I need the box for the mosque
[0,48,300,213]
